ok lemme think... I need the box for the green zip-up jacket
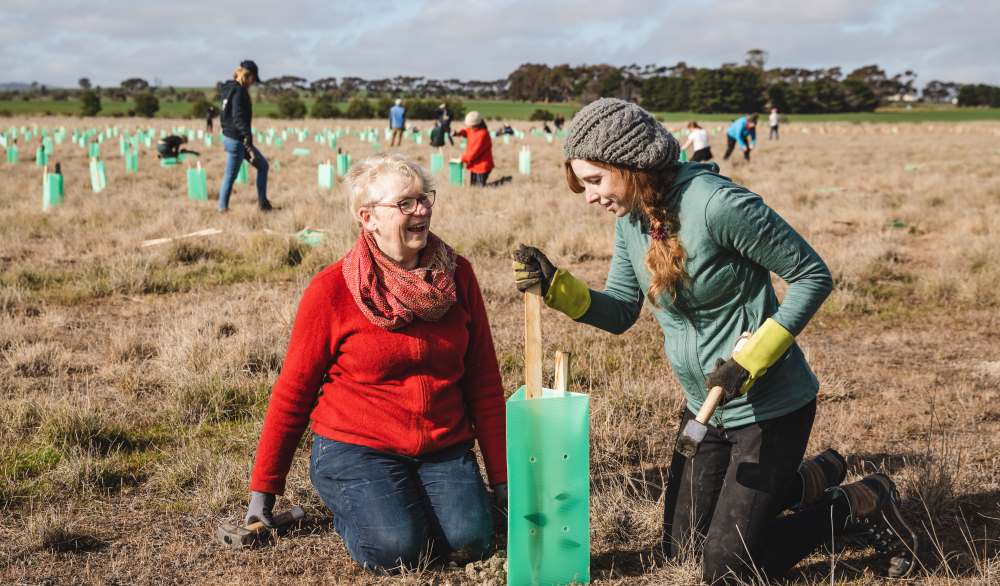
[577,162,833,427]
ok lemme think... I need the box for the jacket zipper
[682,311,725,430]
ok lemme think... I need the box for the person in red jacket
[453,111,510,187]
[245,153,507,574]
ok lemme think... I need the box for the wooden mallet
[675,335,749,458]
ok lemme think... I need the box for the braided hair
[565,161,687,306]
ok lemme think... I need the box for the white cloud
[0,0,997,87]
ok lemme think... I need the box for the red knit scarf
[342,230,458,330]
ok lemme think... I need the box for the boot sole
[868,473,919,578]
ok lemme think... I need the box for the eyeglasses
[369,190,436,215]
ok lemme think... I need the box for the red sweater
[455,126,495,174]
[250,256,507,494]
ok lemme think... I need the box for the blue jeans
[218,137,269,211]
[309,435,495,574]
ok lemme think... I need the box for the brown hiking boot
[797,448,848,508]
[834,473,918,578]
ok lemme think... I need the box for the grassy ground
[4,95,1000,122]
[1,116,999,584]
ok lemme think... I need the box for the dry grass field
[1,116,999,585]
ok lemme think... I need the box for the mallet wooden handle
[695,386,724,425]
[524,284,543,399]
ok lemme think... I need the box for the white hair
[345,153,433,221]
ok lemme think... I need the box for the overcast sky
[2,0,997,88]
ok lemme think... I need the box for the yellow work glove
[732,318,795,394]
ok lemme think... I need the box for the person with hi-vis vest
[511,98,918,582]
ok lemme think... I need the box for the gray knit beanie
[563,98,679,169]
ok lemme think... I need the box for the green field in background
[2,95,999,123]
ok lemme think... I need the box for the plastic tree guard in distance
[336,153,351,177]
[519,147,531,175]
[236,160,249,184]
[42,170,64,211]
[318,162,334,189]
[187,163,208,201]
[430,152,444,173]
[448,160,464,186]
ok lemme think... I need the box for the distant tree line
[4,51,1000,118]
[956,84,1000,107]
[506,54,932,114]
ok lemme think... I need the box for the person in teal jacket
[512,98,917,582]
[723,114,757,162]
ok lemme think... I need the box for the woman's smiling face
[360,174,433,267]
[569,159,632,217]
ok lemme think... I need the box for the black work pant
[662,400,848,584]
[723,137,750,161]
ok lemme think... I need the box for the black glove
[492,483,508,535]
[511,244,557,295]
[705,358,750,406]
[243,137,256,163]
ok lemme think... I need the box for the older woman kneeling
[246,153,507,573]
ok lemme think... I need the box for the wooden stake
[524,284,543,399]
[554,351,571,392]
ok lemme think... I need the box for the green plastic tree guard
[187,166,208,200]
[679,149,689,163]
[42,172,64,211]
[35,146,47,166]
[88,142,100,158]
[6,146,16,164]
[430,152,444,173]
[318,162,334,189]
[295,228,327,247]
[519,148,532,175]
[42,137,53,155]
[89,159,107,193]
[125,151,139,173]
[507,385,591,585]
[336,153,351,176]
[448,160,464,186]
[235,159,249,184]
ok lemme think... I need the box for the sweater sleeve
[233,86,253,141]
[576,220,645,335]
[456,260,507,486]
[462,132,489,166]
[249,273,339,494]
[705,187,833,335]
